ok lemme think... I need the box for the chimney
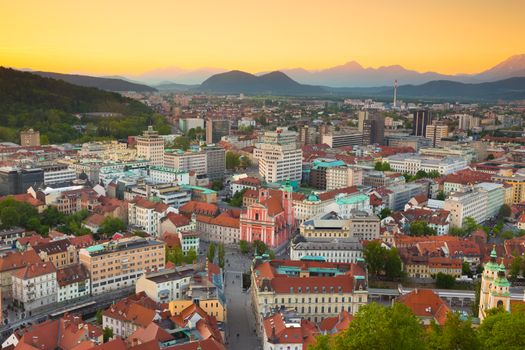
[32,336,39,345]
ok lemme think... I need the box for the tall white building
[12,262,57,312]
[164,149,207,176]
[136,126,165,166]
[444,190,488,228]
[326,166,363,190]
[254,127,302,183]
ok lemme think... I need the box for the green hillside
[0,67,170,143]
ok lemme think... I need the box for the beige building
[169,298,226,322]
[79,237,165,295]
[136,126,165,166]
[493,173,525,204]
[425,123,448,147]
[33,238,78,268]
[252,260,368,325]
[300,212,380,241]
[20,129,40,146]
[136,267,194,302]
[326,166,363,190]
[12,262,57,312]
[164,149,207,176]
[0,250,41,298]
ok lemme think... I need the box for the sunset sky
[1,0,524,76]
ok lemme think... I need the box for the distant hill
[474,54,525,82]
[198,70,324,95]
[154,82,199,92]
[33,71,157,92]
[0,67,152,115]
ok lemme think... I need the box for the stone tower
[479,246,511,321]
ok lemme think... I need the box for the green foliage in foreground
[309,302,525,350]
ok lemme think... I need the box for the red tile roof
[0,250,41,272]
[396,289,451,325]
[13,262,56,279]
[179,201,219,218]
[164,212,191,227]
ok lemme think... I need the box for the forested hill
[0,67,169,144]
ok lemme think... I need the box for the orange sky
[1,0,524,75]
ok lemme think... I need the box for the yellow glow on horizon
[1,0,524,76]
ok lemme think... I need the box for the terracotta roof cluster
[440,169,492,185]
[163,212,191,228]
[16,235,51,249]
[13,262,56,279]
[84,213,106,227]
[232,176,261,187]
[401,208,450,226]
[33,238,74,255]
[0,193,44,207]
[254,260,367,295]
[69,235,95,248]
[0,250,41,272]
[396,289,451,325]
[57,264,90,287]
[103,292,163,329]
[179,201,219,218]
[162,232,181,249]
[263,313,318,347]
[14,314,102,350]
[131,197,169,213]
[373,146,416,157]
[318,310,353,334]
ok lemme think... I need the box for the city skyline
[1,0,524,76]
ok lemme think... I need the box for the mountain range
[131,54,525,87]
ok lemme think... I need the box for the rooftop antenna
[393,80,398,108]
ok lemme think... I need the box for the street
[223,247,261,350]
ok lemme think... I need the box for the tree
[435,272,455,289]
[363,241,386,276]
[427,170,441,179]
[478,309,525,349]
[228,188,246,207]
[428,312,479,350]
[449,226,467,237]
[166,245,185,266]
[308,334,331,350]
[253,240,268,255]
[374,161,391,171]
[410,221,436,236]
[218,243,225,268]
[498,204,511,219]
[226,151,241,170]
[472,281,481,317]
[239,156,252,168]
[41,206,65,227]
[463,217,479,234]
[384,248,403,279]
[171,136,190,151]
[462,261,472,277]
[501,230,514,240]
[239,240,250,254]
[185,248,197,264]
[436,191,446,200]
[211,179,223,191]
[103,327,113,342]
[96,309,103,325]
[379,208,392,220]
[99,217,126,235]
[510,256,522,278]
[0,206,21,229]
[333,303,427,350]
[416,170,429,179]
[207,242,216,263]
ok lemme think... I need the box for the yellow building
[493,174,525,204]
[169,299,226,322]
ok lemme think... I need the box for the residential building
[125,183,191,209]
[12,262,57,312]
[159,212,195,235]
[136,126,165,166]
[56,263,90,302]
[385,135,432,151]
[55,187,100,214]
[396,289,451,326]
[309,159,346,190]
[252,259,368,325]
[41,163,77,186]
[33,238,78,268]
[148,166,190,185]
[292,187,359,223]
[230,176,260,195]
[300,211,380,241]
[326,165,363,190]
[128,197,172,236]
[385,153,468,175]
[290,238,363,263]
[79,237,165,295]
[254,127,302,183]
[0,227,25,247]
[20,129,40,147]
[362,113,385,145]
[299,125,319,146]
[196,210,240,244]
[362,170,405,188]
[412,110,432,136]
[444,190,489,228]
[262,312,318,350]
[0,250,41,298]
[492,172,525,204]
[135,266,194,302]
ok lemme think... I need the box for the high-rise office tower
[425,122,449,147]
[136,126,164,165]
[204,145,226,180]
[206,119,230,144]
[362,113,385,145]
[412,110,432,136]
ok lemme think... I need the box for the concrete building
[254,128,302,183]
[148,166,190,185]
[128,197,172,236]
[326,165,363,190]
[290,238,363,263]
[492,172,525,204]
[125,183,191,209]
[0,250,41,299]
[321,133,363,148]
[196,210,240,244]
[20,129,40,147]
[178,118,204,134]
[300,211,380,241]
[425,123,448,147]
[362,113,385,146]
[164,149,207,176]
[204,145,226,180]
[135,266,194,302]
[0,166,44,196]
[444,190,488,228]
[136,126,165,166]
[412,110,432,136]
[385,135,432,151]
[475,182,505,219]
[385,153,468,175]
[206,119,230,144]
[40,163,76,186]
[12,262,57,312]
[79,237,165,295]
[252,259,368,324]
[33,238,78,268]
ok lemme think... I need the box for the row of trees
[403,170,441,182]
[226,151,252,170]
[310,302,525,350]
[239,239,276,259]
[207,242,226,268]
[165,245,197,266]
